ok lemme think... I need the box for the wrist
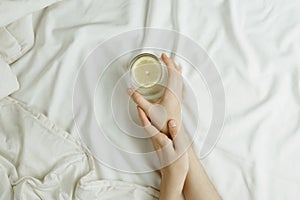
[162,169,186,185]
[160,175,184,200]
[186,147,200,176]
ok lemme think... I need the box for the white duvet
[1,0,300,199]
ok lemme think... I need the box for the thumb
[168,119,179,140]
[168,119,187,153]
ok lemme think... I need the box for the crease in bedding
[1,0,300,199]
[0,97,159,200]
[0,0,61,100]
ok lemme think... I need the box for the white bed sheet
[5,0,300,199]
[0,97,159,199]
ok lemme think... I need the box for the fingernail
[127,88,133,96]
[170,120,176,127]
[162,53,168,58]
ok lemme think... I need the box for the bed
[0,0,299,199]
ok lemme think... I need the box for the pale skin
[128,53,222,200]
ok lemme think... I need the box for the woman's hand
[137,106,188,200]
[132,53,221,200]
[128,53,183,135]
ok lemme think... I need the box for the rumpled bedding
[0,0,60,99]
[0,97,159,199]
[1,0,300,199]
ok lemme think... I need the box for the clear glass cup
[129,53,167,103]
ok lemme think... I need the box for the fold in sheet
[0,97,159,199]
[0,0,60,27]
[0,59,19,100]
[3,0,300,199]
[0,0,60,100]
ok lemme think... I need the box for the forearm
[159,177,183,200]
[183,148,222,200]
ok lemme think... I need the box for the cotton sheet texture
[0,0,61,99]
[1,0,300,199]
[0,97,158,199]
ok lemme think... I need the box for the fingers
[161,53,174,68]
[137,106,157,137]
[137,106,151,126]
[167,119,187,153]
[161,53,181,73]
[137,107,183,168]
[137,106,169,149]
[161,54,183,101]
[168,119,179,139]
[128,88,152,113]
[148,104,167,131]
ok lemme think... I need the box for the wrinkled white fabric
[0,97,159,199]
[0,0,60,27]
[0,15,34,64]
[0,59,19,99]
[0,0,298,199]
[0,0,59,100]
